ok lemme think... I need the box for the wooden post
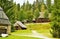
[7,25,11,34]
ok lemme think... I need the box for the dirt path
[31,30,50,39]
[12,30,51,39]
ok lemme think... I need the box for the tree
[26,9,33,22]
[44,10,49,18]
[0,0,14,20]
[50,0,60,38]
[17,4,20,11]
[18,9,26,21]
[41,4,45,12]
[47,0,51,13]
[34,8,40,19]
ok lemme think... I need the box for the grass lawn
[25,23,51,30]
[0,23,52,39]
[25,23,52,38]
[0,35,41,39]
[11,30,32,34]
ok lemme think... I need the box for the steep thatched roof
[0,7,10,25]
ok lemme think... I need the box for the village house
[35,12,51,23]
[0,7,11,34]
[14,21,27,30]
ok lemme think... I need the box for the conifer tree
[50,0,60,38]
[47,0,51,13]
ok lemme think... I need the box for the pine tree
[34,8,40,19]
[47,0,51,13]
[17,4,20,11]
[26,9,33,22]
[50,0,60,38]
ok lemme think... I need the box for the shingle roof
[0,7,10,25]
[14,21,27,28]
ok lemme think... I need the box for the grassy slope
[25,23,52,37]
[11,30,32,34]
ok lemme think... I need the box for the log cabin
[14,21,27,30]
[0,7,11,34]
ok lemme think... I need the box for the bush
[11,25,15,32]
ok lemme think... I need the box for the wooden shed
[36,12,50,23]
[0,7,11,34]
[14,21,27,30]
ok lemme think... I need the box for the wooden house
[14,21,27,30]
[36,12,50,23]
[0,7,11,34]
